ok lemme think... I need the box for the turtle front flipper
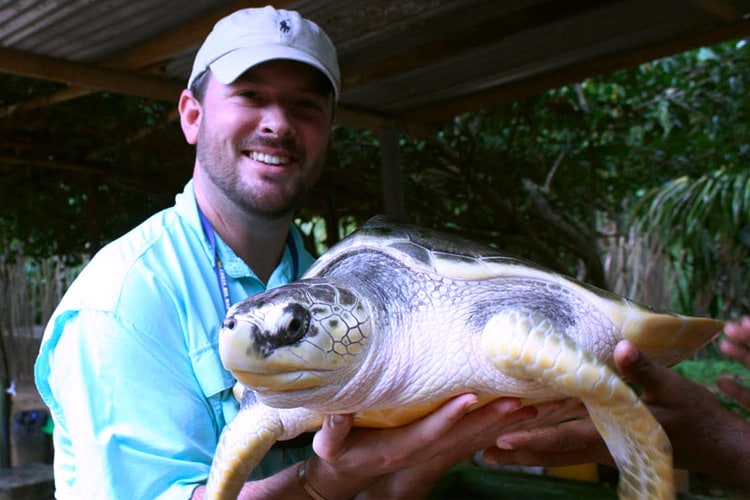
[205,401,284,500]
[482,310,674,500]
[206,388,324,500]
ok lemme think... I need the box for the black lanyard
[197,206,299,312]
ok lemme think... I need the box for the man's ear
[178,89,202,145]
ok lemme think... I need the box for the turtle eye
[286,312,309,338]
[277,303,310,345]
[288,318,302,333]
[223,317,236,330]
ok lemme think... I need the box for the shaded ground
[12,380,44,414]
[429,462,746,499]
[9,379,50,467]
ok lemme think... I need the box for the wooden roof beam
[688,0,746,21]
[342,0,616,89]
[0,47,183,102]
[104,0,295,70]
[407,18,750,124]
[0,0,295,116]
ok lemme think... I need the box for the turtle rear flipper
[482,310,674,500]
[618,310,724,366]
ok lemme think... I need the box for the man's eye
[297,99,325,112]
[240,91,264,101]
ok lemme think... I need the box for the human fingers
[472,398,587,440]
[307,414,378,500]
[422,398,534,464]
[388,393,480,461]
[614,340,724,418]
[350,398,567,500]
[359,398,533,493]
[717,374,750,409]
[493,418,598,452]
[416,397,588,463]
[457,397,533,434]
[612,340,678,404]
[720,336,750,368]
[314,393,479,476]
[723,316,750,367]
[724,316,750,342]
[528,398,587,428]
[306,397,478,500]
[486,419,613,467]
[312,414,354,461]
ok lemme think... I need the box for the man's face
[194,60,334,220]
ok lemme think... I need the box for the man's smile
[248,150,292,166]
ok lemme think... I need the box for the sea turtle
[206,216,724,500]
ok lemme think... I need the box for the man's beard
[196,128,319,221]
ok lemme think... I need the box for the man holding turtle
[34,6,577,499]
[34,5,750,499]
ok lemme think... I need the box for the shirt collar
[174,179,302,285]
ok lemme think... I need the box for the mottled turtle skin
[206,216,723,500]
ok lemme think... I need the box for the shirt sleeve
[37,308,228,500]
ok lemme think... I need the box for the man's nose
[259,104,294,138]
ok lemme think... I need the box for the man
[486,318,750,492]
[35,7,576,499]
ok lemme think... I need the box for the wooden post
[0,376,10,468]
[379,128,405,220]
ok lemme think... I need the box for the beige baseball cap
[188,6,341,100]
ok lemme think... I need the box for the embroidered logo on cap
[280,20,291,33]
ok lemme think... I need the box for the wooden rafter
[407,17,750,123]
[0,46,183,102]
[688,0,745,21]
[0,0,293,116]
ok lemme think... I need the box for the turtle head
[219,279,372,393]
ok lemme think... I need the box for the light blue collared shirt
[34,180,314,499]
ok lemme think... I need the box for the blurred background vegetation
[314,39,750,322]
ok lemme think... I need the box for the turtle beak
[219,305,313,371]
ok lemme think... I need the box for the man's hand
[304,394,585,499]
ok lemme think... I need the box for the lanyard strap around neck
[197,206,299,313]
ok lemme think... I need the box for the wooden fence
[0,253,83,383]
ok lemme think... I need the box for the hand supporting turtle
[303,395,585,499]
[485,329,750,492]
[193,395,584,499]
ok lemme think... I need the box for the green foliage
[380,39,750,294]
[313,38,750,305]
[674,357,750,418]
[0,176,174,264]
[430,462,617,499]
[0,76,191,261]
[628,170,750,317]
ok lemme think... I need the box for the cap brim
[209,45,339,100]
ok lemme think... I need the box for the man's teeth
[249,151,291,165]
